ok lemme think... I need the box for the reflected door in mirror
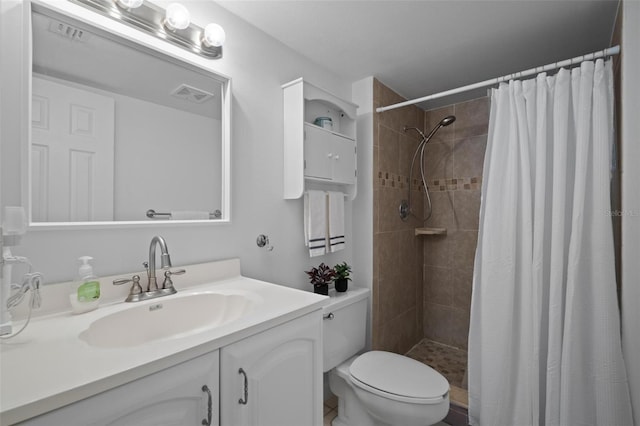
[31,76,115,222]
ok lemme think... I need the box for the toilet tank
[322,287,370,372]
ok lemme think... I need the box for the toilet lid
[349,351,449,401]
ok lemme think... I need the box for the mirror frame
[24,0,231,230]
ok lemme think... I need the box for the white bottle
[69,256,101,314]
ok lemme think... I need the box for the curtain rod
[376,45,621,113]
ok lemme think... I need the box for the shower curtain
[468,59,633,426]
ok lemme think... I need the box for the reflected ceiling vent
[171,84,214,104]
[48,20,90,42]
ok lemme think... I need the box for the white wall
[621,1,640,422]
[0,0,359,290]
[114,94,222,220]
[352,76,374,349]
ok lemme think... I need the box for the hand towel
[304,190,328,257]
[171,210,210,220]
[328,191,345,252]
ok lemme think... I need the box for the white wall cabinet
[17,312,322,426]
[283,78,358,199]
[19,351,220,426]
[220,312,323,426]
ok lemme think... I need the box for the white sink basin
[80,292,254,348]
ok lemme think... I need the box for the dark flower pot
[314,284,329,295]
[335,278,348,292]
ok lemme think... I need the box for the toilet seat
[349,351,449,405]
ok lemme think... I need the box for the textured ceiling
[216,0,619,109]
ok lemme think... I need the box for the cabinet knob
[334,155,340,160]
[327,153,333,158]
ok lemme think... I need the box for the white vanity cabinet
[283,77,358,200]
[14,312,323,426]
[220,311,323,426]
[19,351,220,426]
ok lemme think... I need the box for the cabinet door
[304,124,333,180]
[331,134,356,184]
[19,351,219,426]
[220,312,323,426]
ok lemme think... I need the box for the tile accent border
[377,172,482,192]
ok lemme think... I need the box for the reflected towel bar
[146,209,222,219]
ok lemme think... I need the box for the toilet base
[329,363,385,426]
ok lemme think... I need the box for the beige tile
[450,307,470,349]
[453,190,481,231]
[324,394,338,409]
[449,385,469,408]
[323,409,337,426]
[378,125,400,175]
[373,188,380,232]
[450,230,478,271]
[454,97,489,139]
[423,141,453,181]
[423,234,451,268]
[424,265,453,306]
[452,267,473,311]
[380,307,419,354]
[424,303,452,345]
[452,134,487,179]
[399,132,421,179]
[377,231,400,284]
[424,191,455,230]
[380,278,418,325]
[378,188,405,232]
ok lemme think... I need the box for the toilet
[323,288,449,426]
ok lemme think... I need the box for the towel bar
[146,209,222,219]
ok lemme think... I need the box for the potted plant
[305,263,335,295]
[333,262,352,292]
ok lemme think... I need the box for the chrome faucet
[113,235,185,302]
[146,235,172,291]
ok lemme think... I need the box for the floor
[405,339,469,408]
[323,397,448,426]
[322,339,469,426]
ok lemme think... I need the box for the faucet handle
[162,269,186,290]
[113,275,143,297]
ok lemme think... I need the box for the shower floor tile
[405,338,468,408]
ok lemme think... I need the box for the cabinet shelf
[415,227,447,236]
[304,122,355,141]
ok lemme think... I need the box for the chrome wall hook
[256,234,274,251]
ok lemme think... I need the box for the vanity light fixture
[70,0,224,59]
[163,3,190,31]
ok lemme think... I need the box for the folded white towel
[171,210,210,220]
[304,190,328,257]
[328,191,345,252]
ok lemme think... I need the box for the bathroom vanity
[0,259,326,426]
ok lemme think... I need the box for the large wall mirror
[28,3,230,227]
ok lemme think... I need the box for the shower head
[440,115,456,126]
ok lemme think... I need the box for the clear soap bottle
[69,256,101,314]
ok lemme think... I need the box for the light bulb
[114,0,143,9]
[164,3,190,31]
[202,23,226,47]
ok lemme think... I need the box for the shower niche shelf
[282,77,358,200]
[415,227,447,236]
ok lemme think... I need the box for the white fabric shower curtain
[468,59,633,426]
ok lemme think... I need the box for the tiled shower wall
[373,79,489,353]
[422,98,489,350]
[372,79,425,353]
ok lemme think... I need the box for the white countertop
[0,259,327,425]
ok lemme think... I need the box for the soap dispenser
[69,256,101,314]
